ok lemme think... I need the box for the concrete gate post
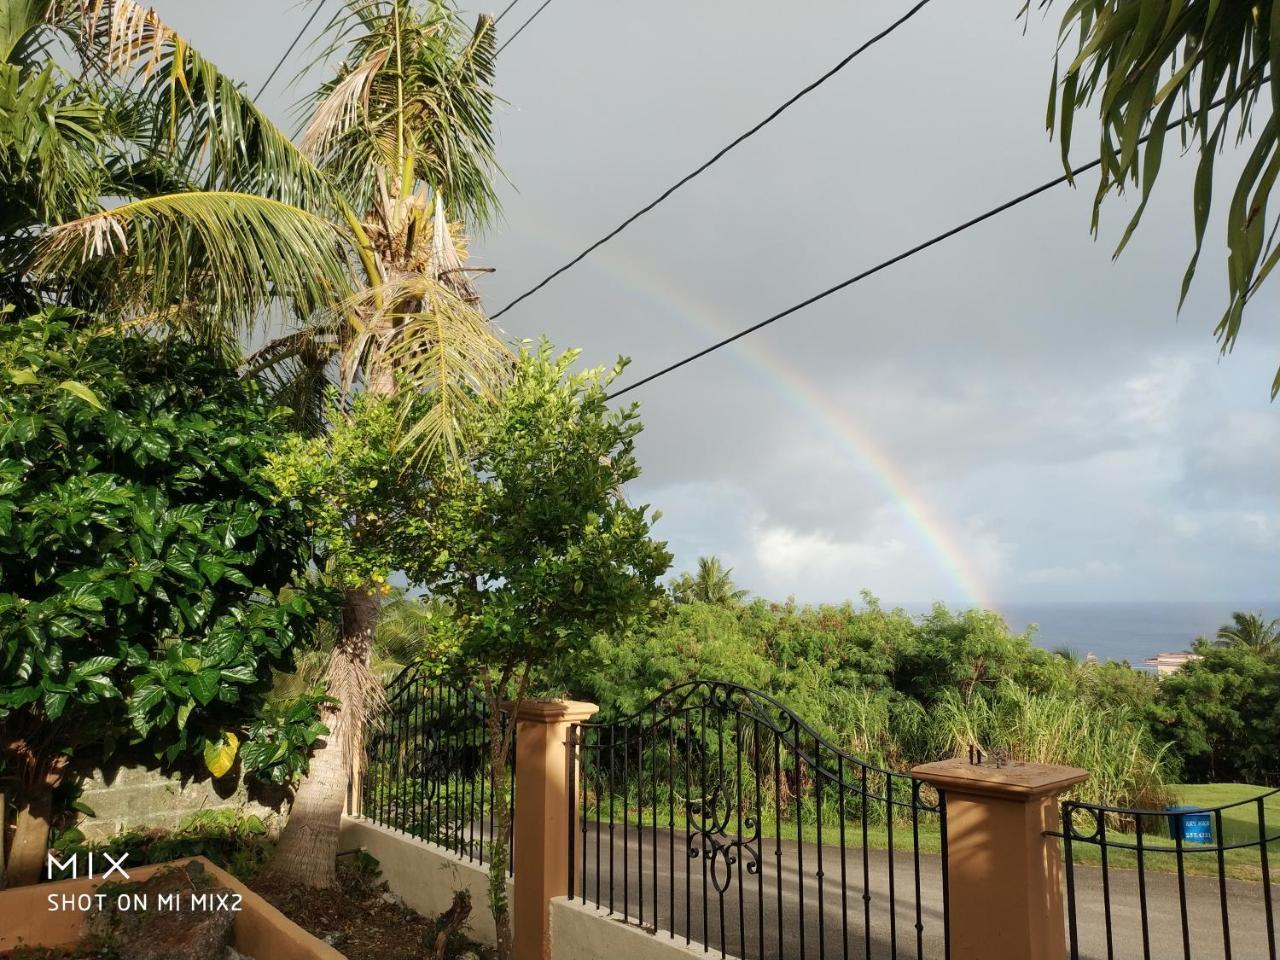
[511,700,599,960]
[912,758,1088,960]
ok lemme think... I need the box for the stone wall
[339,817,716,960]
[71,763,287,841]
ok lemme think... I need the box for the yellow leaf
[203,732,239,778]
[8,368,37,385]
[58,380,105,411]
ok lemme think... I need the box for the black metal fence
[361,665,513,872]
[1056,790,1278,960]
[567,680,949,960]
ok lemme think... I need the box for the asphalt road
[570,824,1278,960]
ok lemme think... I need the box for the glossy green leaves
[0,313,326,782]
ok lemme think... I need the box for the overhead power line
[605,88,1256,401]
[490,0,938,320]
[494,0,523,24]
[256,1,328,100]
[497,0,554,55]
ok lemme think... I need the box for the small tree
[0,314,326,886]
[403,344,671,959]
[264,396,459,884]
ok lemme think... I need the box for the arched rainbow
[492,226,993,609]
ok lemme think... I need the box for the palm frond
[2,0,57,66]
[301,1,501,228]
[34,191,356,331]
[56,0,343,216]
[300,47,389,162]
[319,269,510,458]
[0,61,110,228]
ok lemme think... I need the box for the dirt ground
[251,854,495,960]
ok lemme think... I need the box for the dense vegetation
[1152,640,1280,786]
[365,565,1276,812]
[0,315,326,884]
[548,592,1174,811]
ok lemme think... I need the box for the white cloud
[752,525,907,577]
[1121,356,1195,432]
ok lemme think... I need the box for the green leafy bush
[1152,642,1280,786]
[562,592,1175,810]
[0,313,327,839]
[50,810,275,882]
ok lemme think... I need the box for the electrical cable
[497,0,554,55]
[494,0,523,24]
[491,0,938,319]
[255,1,328,100]
[604,86,1258,400]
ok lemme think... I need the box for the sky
[153,0,1280,609]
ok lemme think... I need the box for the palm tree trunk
[266,587,380,887]
[3,786,52,887]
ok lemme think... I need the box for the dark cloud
[156,0,1279,604]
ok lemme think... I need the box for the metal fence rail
[1054,790,1279,960]
[567,680,949,960]
[362,665,513,873]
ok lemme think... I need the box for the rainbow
[497,222,994,609]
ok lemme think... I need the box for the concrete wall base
[549,898,717,960]
[338,816,508,948]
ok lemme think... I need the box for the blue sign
[1167,806,1213,844]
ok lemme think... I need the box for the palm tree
[9,0,510,887]
[1215,612,1280,655]
[372,590,459,672]
[671,555,749,606]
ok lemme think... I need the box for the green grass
[1031,782,1276,881]
[1171,782,1280,847]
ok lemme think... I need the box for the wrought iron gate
[361,665,513,872]
[567,680,949,960]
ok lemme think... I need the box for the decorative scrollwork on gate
[570,678,950,958]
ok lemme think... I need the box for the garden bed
[251,852,494,960]
[0,857,342,960]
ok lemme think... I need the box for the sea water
[996,601,1280,667]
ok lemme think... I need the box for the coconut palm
[1215,612,1280,655]
[8,0,510,886]
[671,555,749,606]
[371,589,459,672]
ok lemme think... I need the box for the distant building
[1144,651,1201,677]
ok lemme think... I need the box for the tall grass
[929,683,1174,812]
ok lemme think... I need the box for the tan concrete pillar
[511,699,599,960]
[912,758,1088,960]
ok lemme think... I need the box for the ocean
[991,601,1280,668]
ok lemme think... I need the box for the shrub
[0,313,326,883]
[1151,642,1280,786]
